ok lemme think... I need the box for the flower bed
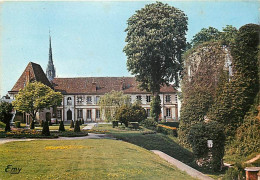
[0,129,88,138]
[156,124,177,137]
[0,129,58,138]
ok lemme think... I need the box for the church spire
[46,31,56,81]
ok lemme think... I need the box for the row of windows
[58,108,172,119]
[67,95,177,106]
[57,109,100,119]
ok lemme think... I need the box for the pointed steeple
[46,30,56,81]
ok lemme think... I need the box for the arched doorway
[67,109,72,120]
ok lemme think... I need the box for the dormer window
[67,97,72,105]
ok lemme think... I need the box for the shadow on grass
[109,131,194,164]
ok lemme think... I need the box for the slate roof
[52,77,177,95]
[9,62,52,93]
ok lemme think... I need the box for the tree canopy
[124,2,188,94]
[98,90,130,122]
[12,82,62,121]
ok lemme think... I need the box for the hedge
[156,124,177,137]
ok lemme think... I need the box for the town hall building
[8,36,178,124]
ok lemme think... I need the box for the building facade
[8,37,178,123]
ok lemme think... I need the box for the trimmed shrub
[15,121,21,128]
[42,121,50,136]
[48,120,52,126]
[59,121,65,132]
[74,120,81,132]
[130,122,139,129]
[160,122,179,128]
[140,118,158,130]
[188,121,225,172]
[157,124,177,137]
[112,121,118,128]
[81,119,84,124]
[70,120,74,128]
[30,120,35,129]
[55,119,58,124]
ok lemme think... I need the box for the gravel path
[151,150,214,180]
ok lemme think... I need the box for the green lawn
[93,124,194,164]
[0,139,196,180]
[93,124,226,179]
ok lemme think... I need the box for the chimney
[121,78,126,90]
[91,80,97,92]
[25,71,30,83]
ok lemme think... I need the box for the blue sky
[0,1,259,96]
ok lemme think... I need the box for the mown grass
[0,139,196,180]
[93,124,227,179]
[93,124,194,164]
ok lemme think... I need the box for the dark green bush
[81,119,84,124]
[188,121,225,172]
[15,121,21,128]
[112,121,118,128]
[70,120,74,128]
[159,122,179,128]
[59,121,65,132]
[48,120,52,126]
[130,122,139,129]
[140,118,158,130]
[42,121,50,136]
[222,163,245,180]
[157,125,177,137]
[30,120,35,129]
[74,121,80,132]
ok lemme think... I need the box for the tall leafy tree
[12,82,62,121]
[124,2,187,120]
[0,102,13,132]
[124,2,188,94]
[98,90,131,122]
[190,27,221,47]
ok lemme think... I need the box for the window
[77,109,83,118]
[165,95,171,103]
[136,95,142,101]
[67,97,72,105]
[146,109,151,117]
[166,108,171,117]
[87,96,92,104]
[146,95,151,103]
[96,109,100,119]
[57,110,62,118]
[96,96,100,104]
[87,110,92,119]
[77,96,83,104]
[175,94,178,102]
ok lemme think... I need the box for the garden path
[151,150,214,180]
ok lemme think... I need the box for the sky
[0,1,259,96]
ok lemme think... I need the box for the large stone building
[8,37,178,124]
